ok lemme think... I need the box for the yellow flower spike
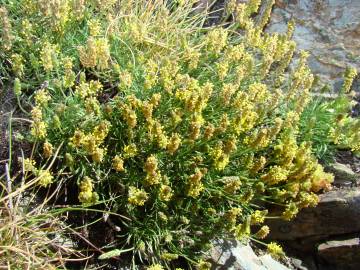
[147,264,164,270]
[251,156,267,174]
[281,202,299,221]
[159,185,173,201]
[216,114,230,134]
[223,176,242,194]
[92,121,111,143]
[150,93,162,107]
[34,89,51,107]
[206,28,228,54]
[310,164,334,192]
[70,130,86,148]
[63,57,76,88]
[119,70,133,89]
[91,147,106,163]
[221,83,237,106]
[122,104,137,128]
[246,0,262,15]
[184,46,201,70]
[123,144,138,159]
[254,225,270,239]
[170,109,183,127]
[234,3,248,27]
[141,101,154,122]
[203,123,215,140]
[258,0,275,29]
[223,137,237,155]
[40,41,58,72]
[161,252,178,261]
[85,97,101,115]
[196,260,211,270]
[113,155,125,172]
[261,166,288,185]
[266,242,284,259]
[216,61,229,81]
[145,170,162,186]
[126,95,141,109]
[189,120,201,141]
[78,37,97,68]
[245,23,262,48]
[248,82,268,102]
[224,207,242,229]
[37,169,53,187]
[249,128,270,149]
[43,141,53,158]
[226,0,237,14]
[31,106,43,122]
[95,38,110,70]
[78,176,99,204]
[30,121,47,139]
[167,133,181,155]
[23,158,37,172]
[341,67,357,93]
[11,54,24,77]
[232,221,250,241]
[128,186,148,206]
[144,155,158,174]
[187,168,205,198]
[286,18,296,40]
[0,7,14,51]
[250,210,268,225]
[88,18,102,36]
[72,0,86,19]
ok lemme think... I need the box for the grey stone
[209,240,290,270]
[290,257,308,270]
[326,162,359,187]
[317,238,360,270]
[267,0,360,90]
[267,188,360,240]
[209,240,266,270]
[259,254,290,270]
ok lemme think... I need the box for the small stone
[318,238,360,270]
[267,188,360,241]
[326,162,358,187]
[290,257,308,270]
[259,254,290,270]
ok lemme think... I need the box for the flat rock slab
[318,238,360,270]
[209,240,290,270]
[267,188,360,240]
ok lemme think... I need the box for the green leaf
[98,248,133,260]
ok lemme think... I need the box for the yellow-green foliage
[1,0,357,268]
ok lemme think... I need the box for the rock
[259,254,289,270]
[209,239,290,270]
[266,0,360,90]
[209,239,266,270]
[289,257,309,270]
[267,187,360,241]
[317,238,360,270]
[326,162,359,187]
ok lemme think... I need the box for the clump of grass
[0,114,84,269]
[0,0,359,269]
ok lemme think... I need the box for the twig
[5,163,13,211]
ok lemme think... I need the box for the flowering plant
[1,0,358,268]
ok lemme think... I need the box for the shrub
[1,0,358,268]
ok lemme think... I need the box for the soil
[0,81,32,177]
